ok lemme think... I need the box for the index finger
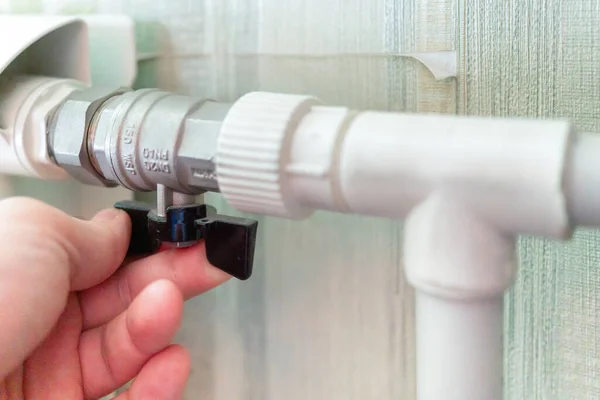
[79,241,231,330]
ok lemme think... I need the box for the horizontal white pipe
[416,293,503,400]
[0,75,83,179]
[337,113,571,237]
[219,92,600,236]
[288,108,575,237]
[565,132,600,228]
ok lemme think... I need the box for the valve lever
[114,200,258,280]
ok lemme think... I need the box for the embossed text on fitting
[143,147,170,174]
[123,154,136,175]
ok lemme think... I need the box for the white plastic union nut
[216,92,321,218]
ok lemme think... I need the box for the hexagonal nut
[50,86,129,186]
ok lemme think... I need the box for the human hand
[0,197,231,399]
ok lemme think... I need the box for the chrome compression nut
[49,86,129,186]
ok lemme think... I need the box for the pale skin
[0,197,231,399]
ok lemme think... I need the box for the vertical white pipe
[404,193,515,400]
[416,293,503,400]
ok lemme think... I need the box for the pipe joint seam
[404,190,518,300]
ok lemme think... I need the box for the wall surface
[461,2,600,398]
[1,0,600,399]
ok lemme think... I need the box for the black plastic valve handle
[114,200,258,280]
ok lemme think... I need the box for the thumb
[0,197,130,379]
[0,197,131,290]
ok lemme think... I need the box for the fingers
[113,345,191,400]
[79,280,184,399]
[79,242,230,330]
[0,198,130,380]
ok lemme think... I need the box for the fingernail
[93,208,123,222]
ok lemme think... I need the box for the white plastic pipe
[416,294,503,400]
[217,93,577,239]
[403,191,516,400]
[0,75,84,179]
[566,132,600,228]
[217,92,600,238]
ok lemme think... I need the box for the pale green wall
[3,1,600,399]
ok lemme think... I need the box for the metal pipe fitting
[49,86,231,195]
[49,86,129,187]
